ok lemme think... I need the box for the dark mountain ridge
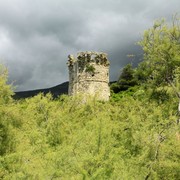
[13,82,69,99]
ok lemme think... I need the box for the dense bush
[0,79,179,179]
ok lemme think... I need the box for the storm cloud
[0,0,179,91]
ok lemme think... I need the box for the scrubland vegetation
[0,18,180,179]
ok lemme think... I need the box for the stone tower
[67,51,110,101]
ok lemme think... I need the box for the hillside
[13,82,69,99]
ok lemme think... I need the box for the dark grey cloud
[0,0,179,91]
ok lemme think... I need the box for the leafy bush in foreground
[0,87,179,179]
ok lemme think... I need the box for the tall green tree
[111,64,138,93]
[138,17,180,84]
[117,64,138,91]
[0,65,15,155]
[138,16,180,109]
[0,65,14,104]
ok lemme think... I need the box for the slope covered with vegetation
[0,17,180,179]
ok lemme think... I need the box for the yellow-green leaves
[0,65,14,105]
[138,17,180,87]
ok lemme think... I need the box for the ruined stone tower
[67,51,110,101]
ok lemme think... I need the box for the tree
[0,65,15,155]
[110,64,138,94]
[0,65,14,104]
[117,64,138,91]
[138,16,180,110]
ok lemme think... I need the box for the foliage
[111,64,138,93]
[0,65,14,105]
[137,17,180,90]
[0,16,180,179]
[0,66,18,156]
[0,85,179,179]
[110,82,120,93]
[85,64,96,74]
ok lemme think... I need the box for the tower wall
[67,51,110,101]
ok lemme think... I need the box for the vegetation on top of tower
[85,64,96,74]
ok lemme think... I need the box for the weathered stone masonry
[67,51,110,101]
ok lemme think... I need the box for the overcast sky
[0,0,179,91]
